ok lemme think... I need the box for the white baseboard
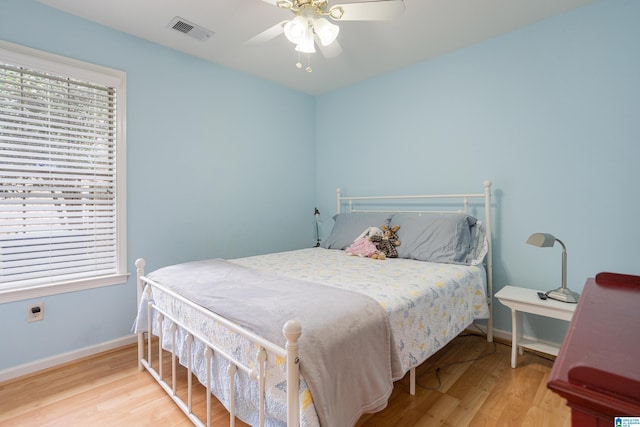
[470,325,562,356]
[0,334,138,383]
[491,327,512,342]
[466,322,511,343]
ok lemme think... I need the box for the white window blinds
[0,42,127,295]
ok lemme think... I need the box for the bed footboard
[135,259,302,427]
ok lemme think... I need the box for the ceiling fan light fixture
[295,32,316,53]
[251,0,407,71]
[284,15,308,44]
[313,17,339,46]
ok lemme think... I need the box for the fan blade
[330,0,405,21]
[317,39,343,58]
[245,21,286,46]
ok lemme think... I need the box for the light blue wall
[1,0,638,372]
[315,0,640,341]
[0,1,316,370]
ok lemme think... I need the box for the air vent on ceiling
[168,16,213,41]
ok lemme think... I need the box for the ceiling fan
[247,0,405,71]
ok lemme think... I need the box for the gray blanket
[145,258,394,427]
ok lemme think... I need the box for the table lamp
[314,207,321,247]
[526,233,580,303]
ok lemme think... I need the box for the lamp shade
[313,18,339,46]
[284,16,307,44]
[526,233,557,248]
[295,32,315,53]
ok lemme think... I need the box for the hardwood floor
[0,333,570,427]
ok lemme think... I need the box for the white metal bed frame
[135,180,493,427]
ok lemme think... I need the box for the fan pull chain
[295,53,312,73]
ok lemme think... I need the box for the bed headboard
[334,180,493,341]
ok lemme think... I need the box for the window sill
[0,273,130,303]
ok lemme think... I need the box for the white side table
[495,285,577,368]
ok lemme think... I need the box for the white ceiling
[37,0,596,95]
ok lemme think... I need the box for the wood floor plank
[0,334,570,426]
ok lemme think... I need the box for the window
[0,41,127,303]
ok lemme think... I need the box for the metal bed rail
[135,259,301,427]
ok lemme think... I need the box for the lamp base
[546,286,580,303]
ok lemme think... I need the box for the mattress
[232,247,490,372]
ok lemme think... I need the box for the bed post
[135,258,146,370]
[483,181,494,342]
[336,188,342,214]
[283,320,302,427]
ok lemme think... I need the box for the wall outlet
[27,302,44,322]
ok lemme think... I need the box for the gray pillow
[322,212,392,250]
[392,213,477,264]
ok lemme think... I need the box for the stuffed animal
[345,236,378,257]
[345,227,383,257]
[370,225,401,260]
